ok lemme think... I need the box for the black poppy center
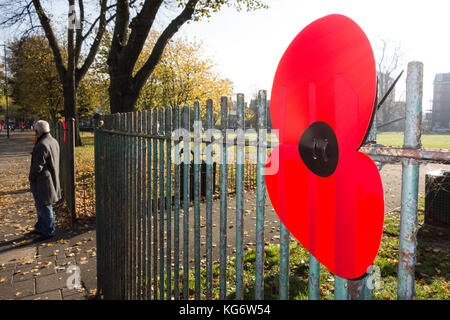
[298,121,339,177]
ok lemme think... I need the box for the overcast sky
[3,0,450,112]
[177,0,450,112]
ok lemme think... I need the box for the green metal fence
[94,62,450,300]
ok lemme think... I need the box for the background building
[432,73,450,131]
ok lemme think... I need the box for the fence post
[173,106,181,299]
[158,109,166,300]
[93,114,102,297]
[334,275,348,300]
[125,113,132,299]
[152,110,158,300]
[193,102,201,300]
[398,61,423,300]
[205,99,214,300]
[139,111,145,299]
[165,107,173,300]
[235,93,245,300]
[308,253,321,300]
[182,104,190,300]
[119,113,126,299]
[67,118,76,222]
[145,110,152,300]
[115,114,122,299]
[279,223,290,300]
[219,97,228,299]
[255,90,267,300]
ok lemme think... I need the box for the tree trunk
[109,75,139,114]
[107,1,200,114]
[63,78,83,146]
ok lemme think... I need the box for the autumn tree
[77,70,106,118]
[107,0,267,114]
[0,0,115,144]
[136,31,233,118]
[0,0,267,127]
[8,35,64,121]
[95,30,233,120]
[8,34,102,123]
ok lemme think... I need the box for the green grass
[80,131,94,146]
[378,132,450,149]
[76,132,95,172]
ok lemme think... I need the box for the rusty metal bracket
[359,144,450,164]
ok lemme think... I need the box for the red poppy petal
[265,146,384,279]
[270,14,376,150]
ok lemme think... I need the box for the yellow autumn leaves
[137,31,233,115]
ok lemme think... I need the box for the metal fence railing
[94,61,450,300]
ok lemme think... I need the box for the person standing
[29,120,61,241]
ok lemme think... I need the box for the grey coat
[29,132,62,205]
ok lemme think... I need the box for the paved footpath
[0,131,97,300]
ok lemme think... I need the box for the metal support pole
[173,107,181,299]
[67,117,76,222]
[193,102,201,300]
[255,90,267,300]
[367,113,377,143]
[279,223,290,300]
[165,108,172,300]
[398,61,423,300]
[152,110,158,299]
[334,275,348,300]
[235,93,245,300]
[158,109,165,300]
[93,114,101,296]
[2,44,9,138]
[182,104,190,300]
[205,100,214,300]
[308,253,320,300]
[219,97,228,299]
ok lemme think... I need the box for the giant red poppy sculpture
[265,14,384,279]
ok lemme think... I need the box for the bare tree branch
[76,0,108,87]
[0,0,36,34]
[121,0,164,74]
[133,0,199,93]
[74,0,85,67]
[81,0,137,42]
[31,0,66,81]
[109,0,130,67]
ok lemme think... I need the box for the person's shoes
[24,230,42,238]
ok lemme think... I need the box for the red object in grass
[265,14,384,279]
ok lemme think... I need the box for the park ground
[0,131,97,300]
[0,130,449,299]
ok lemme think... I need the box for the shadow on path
[0,188,30,197]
